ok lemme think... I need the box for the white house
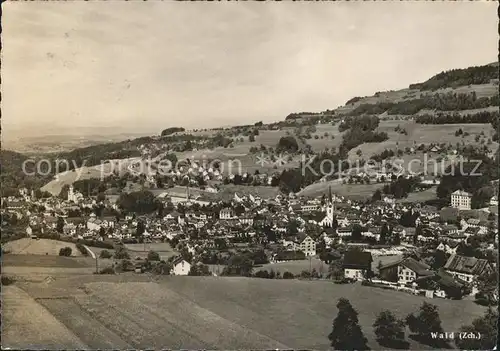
[171,257,192,276]
[219,208,235,220]
[299,235,316,256]
[451,190,472,210]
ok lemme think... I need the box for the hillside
[5,62,499,198]
[3,275,487,350]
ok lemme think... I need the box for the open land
[2,267,487,350]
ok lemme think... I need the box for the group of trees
[329,298,497,350]
[160,127,185,136]
[437,157,499,208]
[409,63,499,90]
[276,136,300,153]
[381,176,420,199]
[416,110,498,124]
[338,115,380,132]
[117,190,159,214]
[350,92,499,116]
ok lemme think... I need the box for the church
[319,186,338,227]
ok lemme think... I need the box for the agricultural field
[124,242,178,261]
[3,238,84,257]
[397,186,438,204]
[348,120,497,160]
[299,181,384,200]
[305,123,346,153]
[41,157,143,196]
[2,286,88,349]
[5,275,487,350]
[259,257,328,275]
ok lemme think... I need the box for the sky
[2,1,498,138]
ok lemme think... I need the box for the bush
[59,247,72,257]
[114,245,130,259]
[147,250,160,261]
[283,271,295,279]
[2,276,15,285]
[116,259,134,272]
[99,250,112,259]
[99,267,115,275]
[152,262,172,275]
[75,243,89,256]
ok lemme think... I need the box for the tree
[99,250,112,259]
[59,247,72,257]
[328,298,369,350]
[474,270,498,306]
[430,250,448,270]
[222,254,254,277]
[380,223,389,245]
[249,134,255,142]
[454,308,498,350]
[114,245,130,260]
[136,220,146,238]
[328,259,344,280]
[188,263,211,276]
[283,271,294,279]
[56,216,65,234]
[147,250,160,261]
[351,224,362,241]
[406,302,446,347]
[373,310,408,349]
[372,189,382,202]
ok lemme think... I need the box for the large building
[450,190,472,210]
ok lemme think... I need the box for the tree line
[409,63,499,91]
[415,110,498,124]
[350,92,499,116]
[328,298,497,350]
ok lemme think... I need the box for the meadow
[15,275,484,350]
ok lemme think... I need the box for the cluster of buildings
[2,182,498,299]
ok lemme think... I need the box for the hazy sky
[2,1,497,137]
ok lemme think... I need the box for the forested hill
[327,62,499,117]
[0,150,49,196]
[409,62,499,91]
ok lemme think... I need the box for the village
[2,170,498,304]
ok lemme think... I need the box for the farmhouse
[298,235,316,257]
[342,251,372,281]
[379,258,433,285]
[444,254,492,294]
[171,257,192,276]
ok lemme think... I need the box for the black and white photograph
[1,1,498,350]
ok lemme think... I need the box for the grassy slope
[12,275,487,350]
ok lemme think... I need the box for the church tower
[68,185,74,202]
[326,186,335,219]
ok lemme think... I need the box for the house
[416,268,469,299]
[219,208,235,220]
[436,242,459,255]
[379,258,433,285]
[171,257,192,276]
[490,196,498,207]
[299,235,316,256]
[383,195,396,205]
[239,215,254,226]
[450,190,472,211]
[337,227,353,238]
[444,254,493,294]
[342,251,373,281]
